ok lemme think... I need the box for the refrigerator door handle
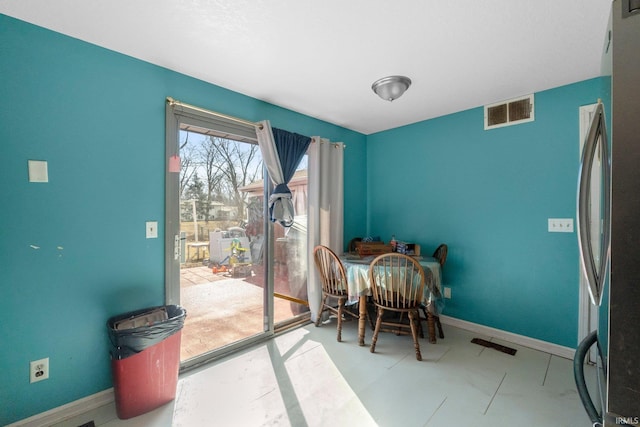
[577,102,611,306]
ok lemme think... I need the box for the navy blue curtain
[272,128,311,183]
[269,128,311,226]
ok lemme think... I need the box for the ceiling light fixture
[371,75,412,102]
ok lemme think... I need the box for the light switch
[146,221,158,239]
[28,160,49,183]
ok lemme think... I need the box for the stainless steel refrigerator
[574,1,640,425]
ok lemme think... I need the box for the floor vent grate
[471,338,517,355]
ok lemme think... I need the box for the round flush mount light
[371,75,412,102]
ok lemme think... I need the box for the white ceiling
[1,0,611,134]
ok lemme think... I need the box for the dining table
[339,253,444,345]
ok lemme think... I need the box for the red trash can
[107,305,187,419]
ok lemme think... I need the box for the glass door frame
[165,98,275,371]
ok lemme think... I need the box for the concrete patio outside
[179,265,308,361]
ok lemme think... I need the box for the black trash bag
[107,305,187,360]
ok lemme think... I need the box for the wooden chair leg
[427,312,436,344]
[367,297,376,330]
[409,311,422,361]
[370,307,384,353]
[404,311,424,339]
[419,305,431,340]
[336,298,345,342]
[315,295,327,327]
[436,316,444,339]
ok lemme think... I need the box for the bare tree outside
[179,131,263,225]
[200,136,262,219]
[179,132,198,199]
[184,174,208,221]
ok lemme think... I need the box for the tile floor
[56,320,594,427]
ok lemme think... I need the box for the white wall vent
[484,94,534,130]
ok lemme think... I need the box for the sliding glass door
[166,100,273,369]
[165,99,310,370]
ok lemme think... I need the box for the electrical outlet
[444,287,452,299]
[548,218,574,233]
[30,358,49,383]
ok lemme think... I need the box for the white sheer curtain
[255,120,284,185]
[255,120,310,227]
[255,120,290,227]
[307,137,344,321]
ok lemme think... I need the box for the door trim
[165,100,181,305]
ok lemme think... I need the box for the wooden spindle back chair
[368,253,426,361]
[313,245,358,342]
[420,244,448,340]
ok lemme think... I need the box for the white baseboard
[8,388,115,427]
[439,315,576,360]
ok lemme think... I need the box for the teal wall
[1,12,604,425]
[0,15,366,425]
[366,77,603,348]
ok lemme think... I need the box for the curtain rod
[166,97,263,130]
[312,137,346,148]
